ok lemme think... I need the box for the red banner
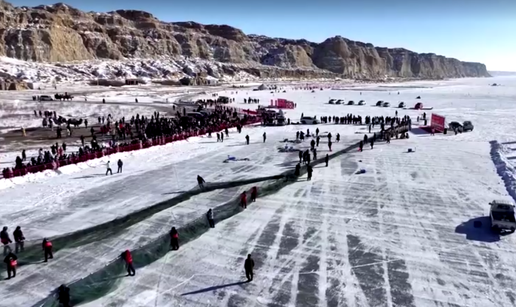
[270,99,295,109]
[431,113,445,132]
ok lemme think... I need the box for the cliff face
[0,1,490,79]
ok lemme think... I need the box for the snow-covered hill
[0,56,259,84]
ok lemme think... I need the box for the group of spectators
[2,104,256,178]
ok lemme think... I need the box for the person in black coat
[294,163,301,176]
[57,284,71,307]
[4,252,17,279]
[197,175,205,189]
[244,254,255,282]
[325,154,329,167]
[1,226,12,255]
[207,209,215,228]
[42,238,53,262]
[13,226,25,253]
[117,159,123,173]
[307,165,313,181]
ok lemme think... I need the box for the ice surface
[1,76,516,306]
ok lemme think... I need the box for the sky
[9,0,516,71]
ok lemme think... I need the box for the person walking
[121,250,135,276]
[106,161,113,176]
[197,175,206,189]
[42,238,53,262]
[244,254,255,282]
[4,252,17,279]
[13,226,25,253]
[1,226,12,256]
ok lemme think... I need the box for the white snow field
[0,76,516,306]
[85,139,515,307]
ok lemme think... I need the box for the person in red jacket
[170,227,179,250]
[121,250,135,276]
[42,238,53,262]
[240,192,247,209]
[250,187,257,202]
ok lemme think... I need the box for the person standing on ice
[225,127,229,137]
[325,154,329,167]
[170,227,179,250]
[106,161,113,176]
[207,209,215,228]
[13,226,25,253]
[359,141,363,152]
[294,163,301,177]
[121,250,135,276]
[245,135,250,145]
[117,159,123,173]
[1,226,12,256]
[336,133,340,142]
[328,140,333,152]
[4,251,17,279]
[197,175,206,189]
[316,136,320,147]
[221,133,224,142]
[42,238,53,262]
[244,254,255,282]
[316,128,319,137]
[306,165,313,181]
[240,192,247,209]
[370,138,374,149]
[263,132,266,143]
[216,133,220,142]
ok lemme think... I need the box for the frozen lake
[1,76,516,306]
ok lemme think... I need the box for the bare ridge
[0,1,490,79]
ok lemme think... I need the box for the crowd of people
[2,105,257,178]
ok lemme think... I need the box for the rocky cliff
[0,1,490,80]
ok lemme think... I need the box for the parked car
[39,95,54,101]
[398,102,405,108]
[328,99,336,104]
[382,102,390,107]
[347,100,355,105]
[336,99,343,105]
[300,116,319,124]
[376,100,383,106]
[358,100,366,105]
[448,121,463,132]
[463,121,474,132]
[490,200,516,233]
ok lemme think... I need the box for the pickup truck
[489,200,516,233]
